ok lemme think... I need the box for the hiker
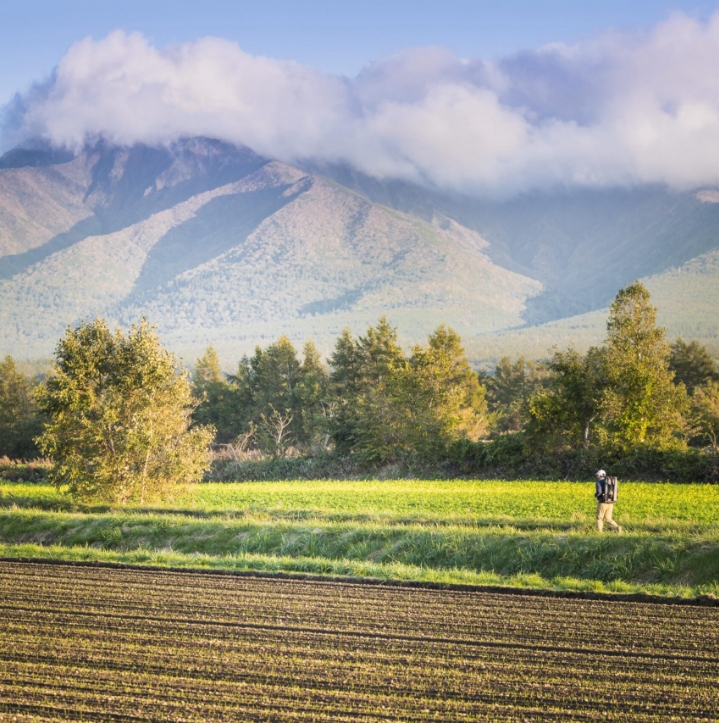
[595,470,622,533]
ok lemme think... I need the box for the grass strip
[2,507,719,599]
[0,542,706,599]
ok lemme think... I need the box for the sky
[3,0,717,103]
[3,0,719,196]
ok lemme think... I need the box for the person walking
[595,470,622,533]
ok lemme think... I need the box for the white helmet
[596,469,606,478]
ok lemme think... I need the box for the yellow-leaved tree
[36,318,215,504]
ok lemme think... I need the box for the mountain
[0,137,717,366]
[0,139,540,362]
[469,245,719,363]
[304,164,719,326]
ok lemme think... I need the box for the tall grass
[5,542,716,599]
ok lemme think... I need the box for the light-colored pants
[596,503,620,532]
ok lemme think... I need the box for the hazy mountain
[0,139,540,361]
[463,246,719,365]
[305,163,719,325]
[0,137,717,365]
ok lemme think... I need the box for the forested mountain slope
[0,139,540,360]
[1,137,717,364]
[0,153,94,257]
[468,247,719,365]
[309,164,719,325]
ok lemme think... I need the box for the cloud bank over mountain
[4,11,719,197]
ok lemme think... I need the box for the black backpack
[602,476,618,503]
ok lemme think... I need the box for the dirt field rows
[1,561,718,721]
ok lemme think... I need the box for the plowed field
[1,561,718,722]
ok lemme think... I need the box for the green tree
[669,338,719,394]
[352,318,407,461]
[250,337,302,414]
[193,345,223,387]
[0,355,43,459]
[327,329,365,454]
[36,318,214,504]
[329,320,487,462]
[691,381,719,449]
[528,347,606,451]
[485,356,545,433]
[329,318,406,461]
[192,346,244,444]
[403,325,488,458]
[602,282,687,449]
[232,336,304,455]
[295,341,331,450]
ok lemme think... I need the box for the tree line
[191,282,719,465]
[1,281,718,501]
[193,319,486,463]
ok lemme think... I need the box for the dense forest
[2,282,718,481]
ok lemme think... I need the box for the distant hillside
[1,137,718,366]
[0,139,540,361]
[467,247,719,366]
[307,164,719,325]
[0,153,94,257]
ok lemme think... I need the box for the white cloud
[5,11,719,196]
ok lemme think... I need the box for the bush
[0,457,51,483]
[207,452,365,482]
[446,437,719,482]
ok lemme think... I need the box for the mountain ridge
[0,137,717,365]
[0,141,542,361]
[303,162,719,325]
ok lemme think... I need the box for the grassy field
[1,479,718,599]
[2,560,718,721]
[4,478,719,524]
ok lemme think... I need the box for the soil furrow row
[2,561,717,722]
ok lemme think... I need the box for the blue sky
[2,0,718,105]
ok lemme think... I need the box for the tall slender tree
[192,346,244,444]
[329,318,406,461]
[352,318,407,461]
[602,282,687,449]
[403,325,488,458]
[0,355,43,459]
[193,346,223,387]
[295,341,331,450]
[327,329,364,454]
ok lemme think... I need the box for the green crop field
[1,560,718,721]
[4,478,719,524]
[1,478,719,598]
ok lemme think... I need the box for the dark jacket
[595,478,607,501]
